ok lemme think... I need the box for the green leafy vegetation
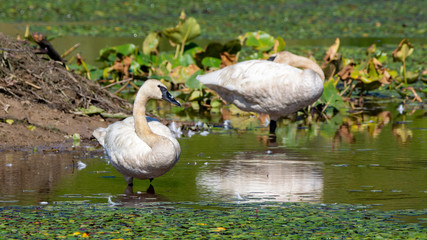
[2,1,425,121]
[56,12,424,120]
[1,202,426,238]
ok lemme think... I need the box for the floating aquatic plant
[0,202,425,239]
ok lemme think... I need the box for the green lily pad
[201,57,221,68]
[1,202,426,239]
[115,43,136,56]
[245,31,275,52]
[320,79,348,112]
[392,39,414,62]
[142,32,160,55]
[186,70,204,89]
[162,11,201,45]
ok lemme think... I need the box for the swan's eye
[158,85,181,106]
[158,85,166,91]
[158,85,169,96]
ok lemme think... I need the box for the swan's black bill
[158,85,181,106]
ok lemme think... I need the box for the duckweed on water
[2,0,425,39]
[1,202,426,238]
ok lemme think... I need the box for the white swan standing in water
[93,79,181,186]
[196,51,325,133]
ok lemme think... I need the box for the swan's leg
[146,184,155,194]
[269,120,277,134]
[124,175,134,186]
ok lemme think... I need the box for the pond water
[2,23,426,67]
[1,100,426,210]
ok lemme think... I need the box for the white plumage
[196,51,325,133]
[93,79,181,186]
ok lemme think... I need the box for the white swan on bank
[196,51,325,133]
[93,79,181,186]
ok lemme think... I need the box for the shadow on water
[0,100,426,216]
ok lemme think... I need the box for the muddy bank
[0,94,118,150]
[0,32,133,151]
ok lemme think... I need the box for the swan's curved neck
[294,57,325,81]
[274,52,325,81]
[133,95,158,147]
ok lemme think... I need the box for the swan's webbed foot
[125,185,134,195]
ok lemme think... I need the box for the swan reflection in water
[196,151,323,203]
[118,184,169,207]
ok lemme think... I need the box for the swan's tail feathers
[93,127,107,147]
[196,70,222,85]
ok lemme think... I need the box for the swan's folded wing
[104,117,178,163]
[196,60,303,113]
[197,60,301,88]
[103,117,180,179]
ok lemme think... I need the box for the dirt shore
[0,93,118,150]
[0,32,132,151]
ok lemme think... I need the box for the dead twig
[129,81,140,90]
[61,43,80,58]
[102,78,133,89]
[29,90,51,104]
[63,68,79,83]
[0,47,28,52]
[1,32,133,115]
[114,81,130,95]
[24,81,42,89]
[403,87,423,103]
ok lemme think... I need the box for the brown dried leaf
[371,58,393,85]
[337,62,354,80]
[122,56,132,78]
[169,64,200,84]
[371,57,383,70]
[76,53,85,66]
[220,52,236,68]
[379,70,393,84]
[323,38,340,63]
[110,57,132,78]
[122,56,132,66]
[112,60,124,72]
